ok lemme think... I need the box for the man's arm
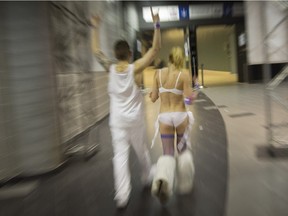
[150,70,159,103]
[93,50,114,72]
[134,8,161,74]
[91,16,113,72]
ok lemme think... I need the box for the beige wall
[229,25,238,74]
[197,25,233,72]
[158,28,185,67]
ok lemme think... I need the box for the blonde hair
[168,46,184,69]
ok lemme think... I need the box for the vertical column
[235,22,247,82]
[189,25,198,86]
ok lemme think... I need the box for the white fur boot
[176,150,195,194]
[151,155,176,204]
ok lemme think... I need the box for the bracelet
[184,97,192,105]
[154,22,160,29]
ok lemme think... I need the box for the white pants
[110,123,152,203]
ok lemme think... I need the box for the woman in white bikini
[150,46,196,204]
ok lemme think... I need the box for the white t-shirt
[108,64,144,128]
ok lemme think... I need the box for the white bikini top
[158,70,183,95]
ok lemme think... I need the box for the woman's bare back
[158,67,187,113]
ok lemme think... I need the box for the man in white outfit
[91,9,161,209]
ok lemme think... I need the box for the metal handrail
[265,63,288,155]
[267,65,288,90]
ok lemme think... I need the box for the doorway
[196,25,238,86]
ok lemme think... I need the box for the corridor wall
[49,1,96,143]
[50,1,125,143]
[0,1,129,181]
[0,2,63,180]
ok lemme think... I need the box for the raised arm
[90,15,113,72]
[134,8,161,74]
[150,70,159,103]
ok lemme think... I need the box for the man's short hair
[114,40,130,61]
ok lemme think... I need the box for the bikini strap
[175,71,182,88]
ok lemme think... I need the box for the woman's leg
[151,155,176,204]
[159,123,175,156]
[175,117,195,194]
[152,122,176,204]
[175,117,188,153]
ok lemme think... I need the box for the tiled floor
[203,82,288,216]
[0,91,228,216]
[1,79,287,216]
